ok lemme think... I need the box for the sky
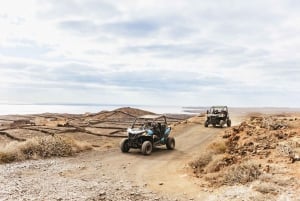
[0,0,300,107]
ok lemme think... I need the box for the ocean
[0,104,204,115]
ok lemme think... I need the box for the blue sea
[0,104,205,115]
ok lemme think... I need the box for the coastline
[0,104,190,116]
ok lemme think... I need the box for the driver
[143,121,151,129]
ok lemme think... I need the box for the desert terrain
[0,107,299,201]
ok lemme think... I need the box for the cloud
[102,19,160,37]
[38,0,120,19]
[0,42,52,59]
[59,19,160,37]
[0,0,300,106]
[123,42,249,58]
[59,20,99,35]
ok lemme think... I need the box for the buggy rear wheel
[120,138,130,153]
[141,141,152,155]
[166,137,175,150]
[204,121,209,127]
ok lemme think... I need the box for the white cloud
[0,0,299,106]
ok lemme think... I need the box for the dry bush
[222,161,261,185]
[206,154,238,173]
[204,173,223,187]
[0,136,92,164]
[277,141,300,162]
[206,154,226,173]
[0,151,17,163]
[208,141,227,154]
[189,152,213,173]
[21,136,73,158]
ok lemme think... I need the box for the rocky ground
[0,150,177,201]
[189,113,300,201]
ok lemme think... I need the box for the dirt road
[0,122,225,200]
[102,124,222,200]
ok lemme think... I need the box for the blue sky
[0,0,300,107]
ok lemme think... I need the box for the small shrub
[206,155,226,173]
[19,136,74,158]
[223,161,261,185]
[206,154,237,173]
[204,173,223,187]
[189,152,213,174]
[0,136,92,164]
[208,141,227,154]
[0,151,17,163]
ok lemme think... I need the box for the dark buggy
[204,106,231,128]
[120,115,175,155]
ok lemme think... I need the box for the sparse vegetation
[206,154,228,173]
[0,136,92,163]
[222,161,261,185]
[208,141,227,154]
[189,152,213,173]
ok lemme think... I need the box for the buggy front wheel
[166,137,175,150]
[227,119,231,127]
[141,141,153,155]
[120,138,130,153]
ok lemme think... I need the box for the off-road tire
[204,121,209,127]
[141,141,152,155]
[220,120,225,128]
[166,137,175,150]
[227,119,231,127]
[120,138,130,153]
